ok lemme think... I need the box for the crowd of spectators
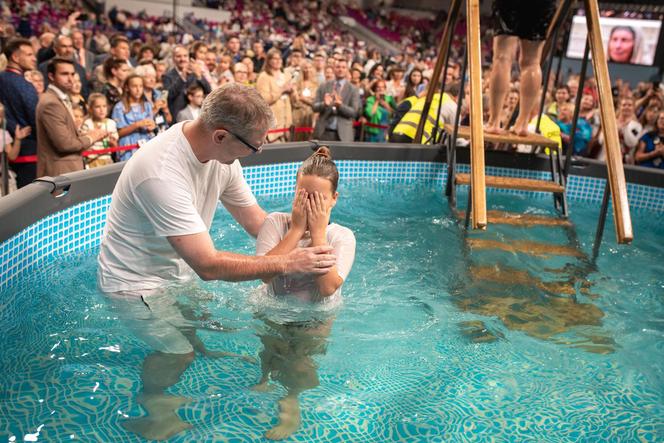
[0,0,662,195]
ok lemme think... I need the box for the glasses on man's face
[226,129,263,153]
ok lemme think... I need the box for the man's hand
[333,92,343,106]
[323,93,333,107]
[285,246,335,274]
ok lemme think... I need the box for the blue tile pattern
[1,161,662,291]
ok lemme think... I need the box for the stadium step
[456,210,571,227]
[455,173,564,194]
[443,124,560,149]
[467,238,585,258]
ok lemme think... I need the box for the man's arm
[39,100,94,153]
[223,203,267,238]
[167,231,336,282]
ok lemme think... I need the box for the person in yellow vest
[516,100,562,153]
[390,82,460,144]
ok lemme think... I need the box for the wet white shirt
[256,212,356,303]
[97,122,256,292]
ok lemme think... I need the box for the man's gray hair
[200,83,275,138]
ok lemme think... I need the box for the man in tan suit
[36,57,106,178]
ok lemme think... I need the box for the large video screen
[566,13,662,66]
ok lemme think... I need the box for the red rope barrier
[82,144,138,157]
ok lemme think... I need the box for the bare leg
[486,35,519,134]
[512,39,545,136]
[122,351,194,441]
[180,327,257,363]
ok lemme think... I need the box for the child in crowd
[82,93,119,169]
[253,147,356,440]
[0,103,31,195]
[112,74,155,162]
[176,84,205,122]
[71,105,86,132]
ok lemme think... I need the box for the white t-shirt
[255,212,356,304]
[97,122,257,293]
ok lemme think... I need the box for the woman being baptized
[252,146,356,440]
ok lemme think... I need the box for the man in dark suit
[36,58,106,178]
[312,59,360,142]
[0,38,39,188]
[162,45,211,119]
[38,34,90,98]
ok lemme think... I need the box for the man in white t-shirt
[97,84,336,440]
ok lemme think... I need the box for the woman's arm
[6,125,30,161]
[307,192,343,297]
[635,139,664,164]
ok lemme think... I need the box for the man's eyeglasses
[226,129,263,153]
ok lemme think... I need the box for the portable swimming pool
[1,144,662,442]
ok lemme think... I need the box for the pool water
[1,179,663,442]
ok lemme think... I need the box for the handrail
[466,0,487,229]
[414,0,461,143]
[583,0,633,244]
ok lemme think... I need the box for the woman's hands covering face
[291,189,308,233]
[306,191,331,238]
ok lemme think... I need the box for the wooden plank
[414,0,461,143]
[471,265,577,295]
[468,238,585,257]
[456,173,564,193]
[443,124,559,149]
[584,0,633,244]
[466,0,487,229]
[456,210,572,227]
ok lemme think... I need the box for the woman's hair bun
[314,146,332,160]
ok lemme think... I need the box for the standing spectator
[546,85,570,120]
[70,72,87,113]
[136,64,172,134]
[385,66,405,102]
[38,35,89,98]
[36,58,107,178]
[635,111,664,169]
[226,36,243,63]
[71,29,95,76]
[404,68,424,98]
[291,61,318,141]
[232,63,250,86]
[241,56,258,85]
[557,102,592,156]
[112,74,155,161]
[0,102,31,194]
[364,80,395,143]
[616,97,642,164]
[256,49,294,143]
[639,104,661,136]
[0,38,39,188]
[313,52,327,85]
[176,84,205,122]
[312,58,360,142]
[101,57,130,113]
[81,93,118,169]
[191,42,217,90]
[162,46,211,119]
[24,70,45,96]
[94,35,132,68]
[252,41,267,73]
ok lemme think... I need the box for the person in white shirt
[252,147,356,440]
[97,84,336,440]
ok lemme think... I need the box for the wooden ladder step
[444,124,559,149]
[455,173,564,193]
[467,238,585,258]
[456,210,571,227]
[470,265,576,295]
